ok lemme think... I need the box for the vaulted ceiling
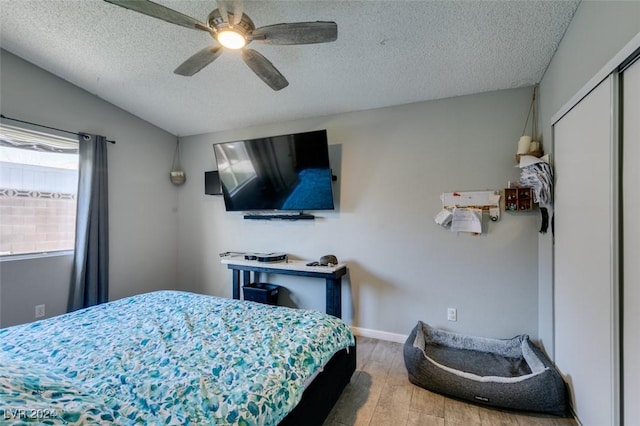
[0,0,580,136]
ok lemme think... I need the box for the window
[0,124,79,256]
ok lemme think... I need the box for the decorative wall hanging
[434,190,502,235]
[516,86,543,162]
[170,137,186,186]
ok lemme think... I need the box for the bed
[404,321,567,416]
[0,290,356,425]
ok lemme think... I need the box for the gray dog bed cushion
[404,321,567,416]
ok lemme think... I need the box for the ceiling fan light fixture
[217,29,246,49]
[104,2,338,90]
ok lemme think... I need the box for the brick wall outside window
[0,190,76,255]
[0,161,78,256]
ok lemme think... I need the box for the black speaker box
[204,171,222,195]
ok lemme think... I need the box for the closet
[552,39,639,425]
[622,56,639,426]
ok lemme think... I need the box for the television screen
[213,130,335,211]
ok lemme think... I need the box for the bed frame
[280,344,357,425]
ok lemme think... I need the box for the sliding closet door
[623,57,640,425]
[554,75,618,426]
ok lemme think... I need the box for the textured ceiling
[0,0,579,137]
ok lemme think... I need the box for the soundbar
[244,252,288,262]
[244,213,315,221]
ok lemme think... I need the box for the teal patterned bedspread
[0,291,355,425]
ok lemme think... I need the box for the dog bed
[403,321,567,416]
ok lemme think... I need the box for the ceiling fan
[103,0,338,91]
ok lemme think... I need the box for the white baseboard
[350,326,408,344]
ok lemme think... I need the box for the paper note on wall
[450,208,482,234]
[434,209,453,226]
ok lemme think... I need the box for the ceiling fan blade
[250,22,337,45]
[241,49,289,91]
[174,46,223,76]
[104,0,212,33]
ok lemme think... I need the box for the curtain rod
[0,114,116,144]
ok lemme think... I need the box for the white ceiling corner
[0,0,580,137]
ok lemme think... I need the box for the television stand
[244,212,315,221]
[221,257,347,318]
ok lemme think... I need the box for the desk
[221,257,348,318]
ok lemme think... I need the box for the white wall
[178,88,540,340]
[0,50,180,327]
[537,1,640,357]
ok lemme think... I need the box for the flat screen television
[213,129,335,211]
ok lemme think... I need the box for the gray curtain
[68,133,109,311]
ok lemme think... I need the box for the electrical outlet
[35,304,45,318]
[447,307,457,322]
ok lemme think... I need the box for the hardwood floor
[323,337,577,426]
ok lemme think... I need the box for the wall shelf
[504,187,533,211]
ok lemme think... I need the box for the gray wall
[0,50,180,327]
[178,87,540,340]
[0,254,73,327]
[537,0,640,357]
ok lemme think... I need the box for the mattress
[0,290,355,424]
